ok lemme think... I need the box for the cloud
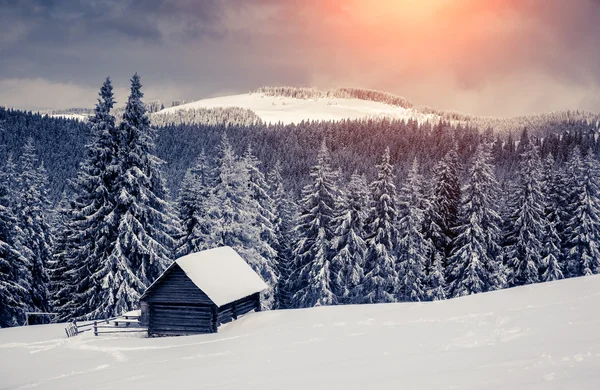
[0,0,599,116]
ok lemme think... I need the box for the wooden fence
[65,312,146,337]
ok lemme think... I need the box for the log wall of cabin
[143,265,213,305]
[216,293,261,325]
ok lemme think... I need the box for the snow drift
[2,275,600,389]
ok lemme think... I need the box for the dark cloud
[0,0,599,116]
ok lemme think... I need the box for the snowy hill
[154,92,439,125]
[36,87,599,132]
[2,275,600,389]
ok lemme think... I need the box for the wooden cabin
[140,246,267,336]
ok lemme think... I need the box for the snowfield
[154,93,438,125]
[2,275,600,390]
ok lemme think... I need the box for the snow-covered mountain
[39,87,599,133]
[2,275,600,389]
[154,91,438,125]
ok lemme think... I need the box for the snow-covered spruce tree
[267,161,297,309]
[396,158,429,302]
[0,157,30,327]
[208,134,278,308]
[425,252,446,301]
[360,147,400,304]
[86,74,177,319]
[563,149,600,277]
[330,172,369,304]
[291,140,340,308]
[242,146,279,303]
[504,141,546,287]
[447,142,504,297]
[540,154,564,282]
[424,146,461,264]
[47,192,75,320]
[176,150,212,257]
[15,139,51,316]
[66,77,121,319]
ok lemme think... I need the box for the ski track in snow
[2,275,600,389]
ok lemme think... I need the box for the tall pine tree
[208,134,278,308]
[16,139,51,316]
[66,77,122,319]
[176,151,212,257]
[47,192,75,320]
[424,146,461,264]
[0,156,30,327]
[330,172,369,304]
[396,159,429,302]
[101,73,177,316]
[291,141,339,308]
[267,161,297,309]
[504,141,546,287]
[540,154,564,282]
[563,149,600,277]
[243,146,279,305]
[448,142,504,297]
[360,148,400,304]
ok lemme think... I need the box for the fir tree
[504,142,545,287]
[396,159,429,302]
[47,192,75,319]
[242,146,279,305]
[176,151,212,257]
[267,161,297,309]
[99,73,178,317]
[291,141,339,307]
[70,74,178,319]
[425,252,446,301]
[208,134,278,308]
[448,142,503,297]
[15,139,51,315]
[563,149,600,276]
[424,147,461,263]
[0,157,30,327]
[540,154,564,282]
[360,148,400,304]
[330,172,369,304]
[66,77,121,319]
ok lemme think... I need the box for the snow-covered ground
[2,275,600,390]
[155,93,438,125]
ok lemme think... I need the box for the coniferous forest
[2,76,600,327]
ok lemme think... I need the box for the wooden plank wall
[143,265,213,305]
[148,303,214,335]
[216,293,261,325]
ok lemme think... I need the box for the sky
[1,0,599,117]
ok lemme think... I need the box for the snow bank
[2,275,600,389]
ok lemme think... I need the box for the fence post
[94,321,98,336]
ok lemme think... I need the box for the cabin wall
[142,264,216,336]
[217,293,261,325]
[143,265,213,305]
[147,303,214,336]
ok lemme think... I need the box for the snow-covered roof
[143,246,268,307]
